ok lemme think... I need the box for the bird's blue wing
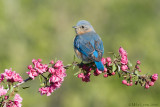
[74,33,104,62]
[74,35,94,57]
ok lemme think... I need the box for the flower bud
[103,74,108,78]
[78,73,84,78]
[101,58,106,65]
[151,74,158,82]
[106,57,112,62]
[136,60,141,65]
[145,83,150,89]
[122,80,127,85]
[149,81,154,86]
[121,65,128,71]
[50,60,54,64]
[111,72,115,75]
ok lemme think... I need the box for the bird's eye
[81,26,84,29]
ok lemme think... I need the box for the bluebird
[73,20,104,71]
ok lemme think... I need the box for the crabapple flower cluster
[26,59,67,96]
[0,69,23,107]
[0,47,159,107]
[76,47,158,89]
[6,94,23,107]
[77,56,117,82]
[119,47,128,71]
[2,68,23,83]
[144,73,158,89]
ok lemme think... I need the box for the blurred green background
[0,0,160,107]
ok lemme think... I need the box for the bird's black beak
[72,26,78,29]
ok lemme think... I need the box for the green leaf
[74,70,81,76]
[39,75,43,83]
[128,60,132,68]
[4,85,9,89]
[73,65,75,70]
[112,64,117,72]
[135,70,139,76]
[10,85,14,93]
[22,86,30,89]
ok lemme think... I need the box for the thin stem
[7,77,32,91]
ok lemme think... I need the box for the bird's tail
[95,61,104,71]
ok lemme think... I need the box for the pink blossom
[121,65,128,71]
[136,65,139,69]
[120,55,128,65]
[129,82,133,86]
[0,74,4,83]
[5,96,9,100]
[49,75,60,83]
[94,69,102,76]
[26,69,38,79]
[107,62,112,66]
[6,94,23,107]
[39,87,50,96]
[119,47,127,56]
[82,76,90,82]
[101,58,106,65]
[78,73,84,78]
[3,68,15,80]
[14,94,22,103]
[145,83,150,89]
[104,67,107,73]
[6,101,15,107]
[54,60,63,68]
[55,67,66,78]
[50,60,54,64]
[48,67,55,74]
[106,57,112,62]
[149,81,154,86]
[14,101,22,107]
[151,74,158,82]
[39,86,55,96]
[32,59,37,65]
[111,72,115,75]
[126,83,130,86]
[103,74,108,78]
[27,65,32,70]
[119,47,128,65]
[34,62,48,74]
[136,60,141,65]
[82,73,91,82]
[13,73,23,83]
[53,82,61,88]
[122,80,127,85]
[3,69,23,83]
[0,86,7,96]
[37,59,42,62]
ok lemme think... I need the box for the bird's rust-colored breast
[74,48,82,59]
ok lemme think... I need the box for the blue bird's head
[73,20,95,35]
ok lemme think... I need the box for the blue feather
[95,61,104,71]
[93,51,104,71]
